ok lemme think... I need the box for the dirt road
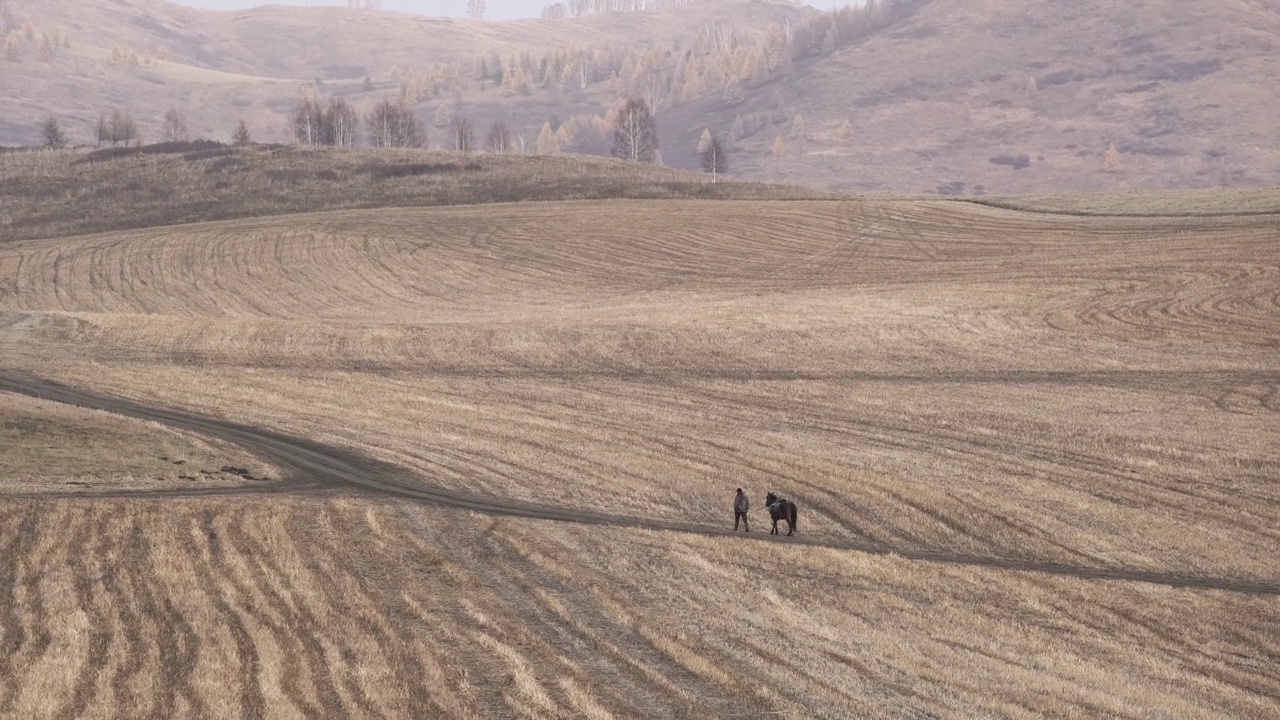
[4,370,1276,597]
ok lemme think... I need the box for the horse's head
[765,492,778,506]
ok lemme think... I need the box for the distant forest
[170,0,844,19]
[171,0,709,18]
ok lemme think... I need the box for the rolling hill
[3,0,1279,194]
[661,0,1280,194]
[1,150,1277,715]
[0,0,810,147]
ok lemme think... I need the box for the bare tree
[451,117,474,152]
[612,97,658,163]
[322,97,359,147]
[41,114,66,149]
[96,112,110,146]
[484,121,510,154]
[367,99,423,148]
[466,0,485,18]
[232,119,252,146]
[293,97,323,146]
[699,131,727,181]
[161,107,189,142]
[108,109,136,146]
[634,66,662,113]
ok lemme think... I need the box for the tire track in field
[181,509,266,719]
[104,516,150,713]
[227,509,380,718]
[62,507,119,719]
[7,505,59,707]
[290,506,431,718]
[0,507,39,714]
[3,371,1279,597]
[446,516,740,719]
[211,509,340,718]
[131,520,206,718]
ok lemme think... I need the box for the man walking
[734,488,750,532]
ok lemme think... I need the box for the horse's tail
[789,503,798,532]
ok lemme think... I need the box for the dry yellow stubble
[1,195,1277,718]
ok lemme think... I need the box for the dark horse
[765,492,798,536]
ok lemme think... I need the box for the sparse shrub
[364,161,480,180]
[205,156,247,174]
[265,168,306,186]
[40,114,66,149]
[989,154,1030,170]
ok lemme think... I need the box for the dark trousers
[734,511,749,531]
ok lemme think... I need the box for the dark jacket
[734,491,749,514]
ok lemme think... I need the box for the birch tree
[611,98,658,163]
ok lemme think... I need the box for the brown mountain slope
[659,0,1280,194]
[0,0,808,145]
[7,0,1279,195]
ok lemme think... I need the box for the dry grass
[0,145,823,242]
[0,393,275,494]
[1,191,1278,717]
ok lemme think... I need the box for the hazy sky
[171,1,850,19]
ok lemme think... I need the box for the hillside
[0,144,822,242]
[0,0,811,146]
[4,0,1280,194]
[661,0,1280,193]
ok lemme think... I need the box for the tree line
[32,95,730,180]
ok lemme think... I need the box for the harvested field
[1,193,1278,718]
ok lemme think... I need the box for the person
[734,488,750,532]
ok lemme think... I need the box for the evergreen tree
[232,119,252,146]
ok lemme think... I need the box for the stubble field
[1,192,1278,718]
